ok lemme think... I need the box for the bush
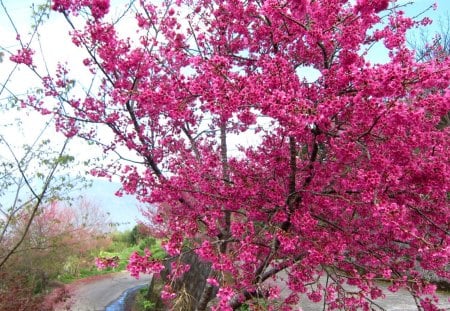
[134,279,165,311]
[0,270,47,311]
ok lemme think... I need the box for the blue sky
[75,179,144,231]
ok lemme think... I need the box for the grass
[134,287,156,311]
[134,278,165,311]
[56,245,143,283]
[56,233,166,284]
[57,267,114,284]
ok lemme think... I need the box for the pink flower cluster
[160,285,177,300]
[95,256,119,270]
[18,0,450,309]
[212,287,235,311]
[126,249,165,279]
[52,0,109,19]
[9,47,34,66]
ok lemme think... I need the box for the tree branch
[0,139,70,269]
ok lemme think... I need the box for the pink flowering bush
[95,256,119,270]
[15,0,450,309]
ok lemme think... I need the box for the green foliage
[134,281,165,311]
[57,266,113,284]
[110,229,137,247]
[30,2,51,29]
[61,231,165,282]
[139,237,156,250]
[134,288,155,311]
[56,154,75,165]
[105,226,166,260]
[143,300,156,310]
[130,225,145,245]
[111,225,153,247]
[148,240,166,260]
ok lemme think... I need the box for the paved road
[296,287,450,310]
[54,271,152,311]
[52,270,449,310]
[273,276,450,310]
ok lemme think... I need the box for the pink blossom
[215,287,234,310]
[126,249,165,279]
[206,277,219,287]
[10,47,34,66]
[95,256,119,270]
[307,290,322,303]
[90,0,109,19]
[14,0,450,309]
[160,285,176,300]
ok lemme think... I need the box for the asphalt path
[52,270,449,310]
[54,271,151,311]
[271,273,450,311]
[296,286,450,310]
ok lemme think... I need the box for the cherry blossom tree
[7,0,450,310]
[0,198,111,310]
[409,12,450,130]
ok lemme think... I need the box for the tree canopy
[6,0,450,310]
